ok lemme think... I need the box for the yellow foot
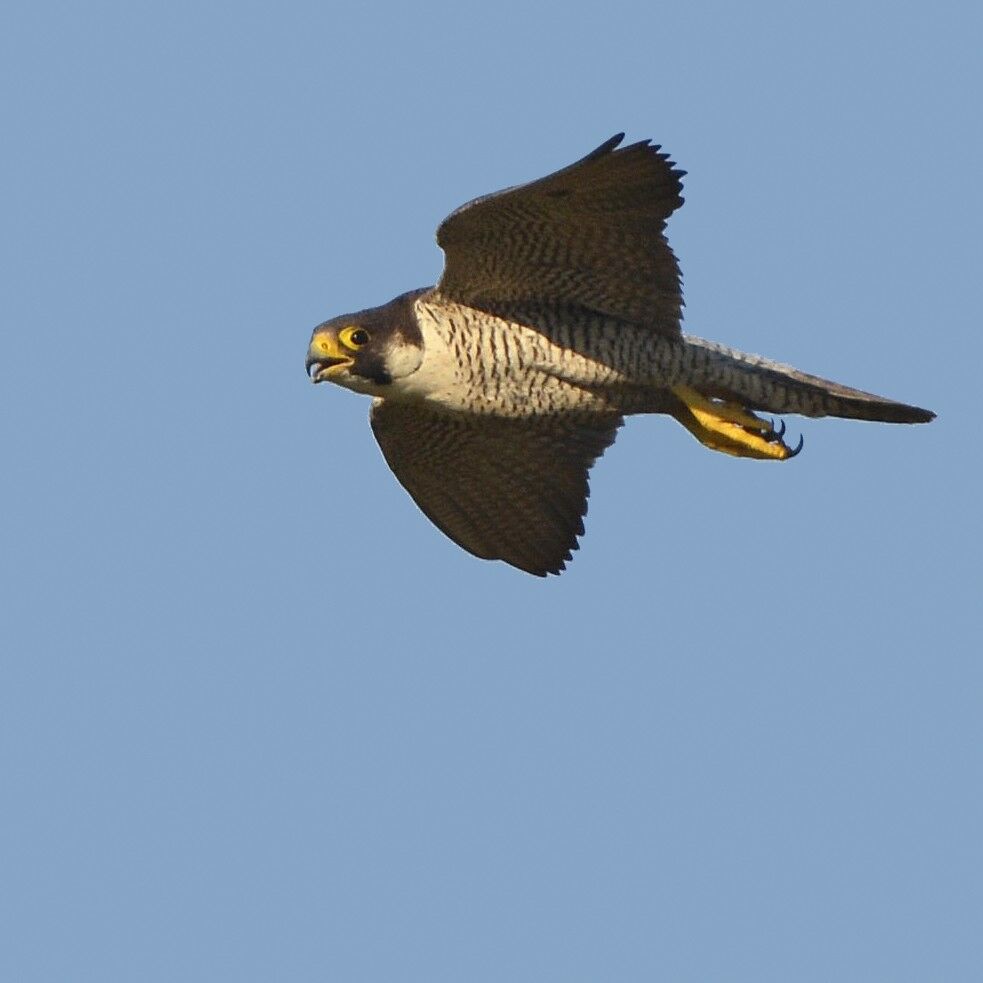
[672,385,803,460]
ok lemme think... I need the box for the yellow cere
[309,331,349,363]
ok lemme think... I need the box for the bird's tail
[683,335,935,424]
[662,336,934,460]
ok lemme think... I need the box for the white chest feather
[387,296,642,417]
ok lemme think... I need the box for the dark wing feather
[436,134,685,335]
[370,400,622,576]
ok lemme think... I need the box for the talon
[673,386,804,461]
[764,418,787,443]
[787,434,804,458]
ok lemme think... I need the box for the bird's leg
[672,385,803,460]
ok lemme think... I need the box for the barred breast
[400,296,686,417]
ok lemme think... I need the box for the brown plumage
[370,401,623,576]
[307,135,934,576]
[437,134,684,333]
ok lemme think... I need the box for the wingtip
[585,133,626,161]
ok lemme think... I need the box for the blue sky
[2,2,980,980]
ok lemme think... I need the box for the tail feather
[749,364,934,423]
[689,338,935,424]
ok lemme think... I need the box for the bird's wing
[435,134,685,336]
[370,399,623,576]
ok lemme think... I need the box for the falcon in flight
[306,134,934,576]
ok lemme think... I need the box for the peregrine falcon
[306,134,934,576]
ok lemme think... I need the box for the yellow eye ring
[340,326,370,350]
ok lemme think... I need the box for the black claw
[787,433,804,458]
[765,417,786,443]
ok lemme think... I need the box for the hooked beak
[306,329,354,383]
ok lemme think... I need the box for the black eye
[349,329,369,347]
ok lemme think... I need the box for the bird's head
[306,289,426,396]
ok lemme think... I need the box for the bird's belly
[398,302,636,417]
[402,297,687,417]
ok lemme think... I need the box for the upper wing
[436,134,685,336]
[370,399,623,576]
